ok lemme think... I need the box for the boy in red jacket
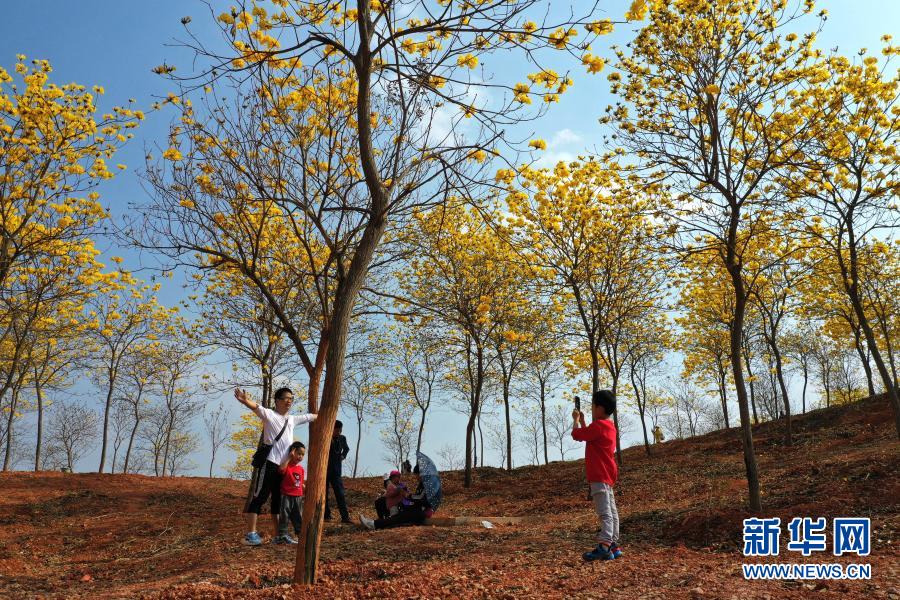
[275,442,306,544]
[572,389,622,561]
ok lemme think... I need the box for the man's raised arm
[235,388,259,411]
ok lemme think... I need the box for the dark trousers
[375,506,427,530]
[245,461,282,514]
[325,471,349,520]
[375,496,389,520]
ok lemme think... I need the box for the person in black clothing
[325,420,351,523]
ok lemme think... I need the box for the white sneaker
[358,514,375,530]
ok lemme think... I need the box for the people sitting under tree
[359,467,434,530]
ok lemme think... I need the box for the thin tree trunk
[840,226,900,437]
[3,388,18,471]
[416,408,426,457]
[631,367,651,456]
[502,379,512,470]
[611,378,622,465]
[34,373,43,471]
[464,411,476,487]
[98,363,117,473]
[770,340,792,445]
[743,348,759,425]
[853,328,876,397]
[123,419,140,474]
[729,268,761,512]
[539,379,548,465]
[353,416,362,478]
[718,365,730,427]
[801,363,808,414]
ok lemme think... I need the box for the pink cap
[389,470,401,477]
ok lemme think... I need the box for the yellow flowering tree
[88,280,170,473]
[787,45,900,436]
[505,158,667,462]
[604,0,828,511]
[141,0,613,582]
[1,56,139,470]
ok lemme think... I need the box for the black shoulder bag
[251,418,289,469]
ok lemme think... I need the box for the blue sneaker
[282,535,298,545]
[242,531,262,546]
[583,544,614,562]
[610,543,623,559]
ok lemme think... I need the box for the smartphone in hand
[574,395,581,412]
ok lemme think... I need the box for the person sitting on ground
[275,441,306,545]
[235,387,316,546]
[359,468,434,530]
[374,473,391,520]
[383,470,408,516]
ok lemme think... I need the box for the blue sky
[2,1,898,477]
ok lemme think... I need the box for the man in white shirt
[236,387,317,546]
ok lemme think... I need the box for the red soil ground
[1,396,897,599]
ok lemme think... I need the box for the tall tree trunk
[801,363,808,414]
[161,412,175,478]
[416,407,426,457]
[502,379,512,471]
[123,418,140,474]
[98,364,117,473]
[3,388,18,471]
[718,365,730,427]
[353,415,362,478]
[770,339,792,445]
[477,409,484,468]
[631,368,651,456]
[729,268,762,512]
[743,348,759,425]
[464,411,476,487]
[539,378,548,465]
[611,378,622,465]
[852,328,876,397]
[34,373,43,471]
[293,74,389,582]
[840,226,900,437]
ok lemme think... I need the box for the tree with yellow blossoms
[676,252,734,430]
[142,0,613,582]
[1,56,139,470]
[395,203,513,487]
[504,158,666,462]
[605,0,829,511]
[786,44,900,437]
[88,280,170,473]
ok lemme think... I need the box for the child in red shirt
[572,389,621,561]
[276,442,305,544]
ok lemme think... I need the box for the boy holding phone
[572,389,622,561]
